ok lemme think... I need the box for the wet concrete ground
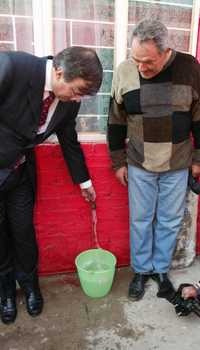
[1,257,200,350]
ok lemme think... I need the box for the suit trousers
[0,163,38,276]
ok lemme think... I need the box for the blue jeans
[128,165,189,273]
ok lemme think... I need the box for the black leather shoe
[0,296,17,324]
[16,270,44,317]
[128,274,149,300]
[0,271,17,324]
[151,273,175,300]
[25,288,43,317]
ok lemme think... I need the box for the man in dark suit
[0,46,103,324]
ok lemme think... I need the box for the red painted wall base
[196,201,200,255]
[196,18,200,255]
[35,143,200,275]
[35,144,129,275]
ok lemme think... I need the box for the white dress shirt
[38,60,92,190]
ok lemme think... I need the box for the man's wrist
[79,180,92,189]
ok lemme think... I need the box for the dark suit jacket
[0,51,90,187]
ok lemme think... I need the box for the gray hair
[131,20,169,52]
[53,46,103,96]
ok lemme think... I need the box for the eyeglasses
[70,86,85,98]
[69,80,94,98]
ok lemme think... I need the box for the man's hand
[192,164,200,178]
[81,185,96,202]
[115,166,128,186]
[181,286,198,300]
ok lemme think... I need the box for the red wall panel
[196,18,200,62]
[196,201,200,255]
[196,18,200,254]
[35,144,129,275]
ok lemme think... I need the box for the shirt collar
[162,49,176,71]
[44,59,53,92]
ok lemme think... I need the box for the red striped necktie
[39,91,55,127]
[14,92,55,170]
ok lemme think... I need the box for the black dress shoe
[128,274,149,300]
[0,271,17,324]
[16,270,44,317]
[0,296,17,324]
[151,273,175,300]
[25,288,44,317]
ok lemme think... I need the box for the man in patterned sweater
[108,19,200,301]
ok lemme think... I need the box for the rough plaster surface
[172,190,199,269]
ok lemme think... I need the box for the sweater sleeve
[191,96,200,164]
[191,59,200,164]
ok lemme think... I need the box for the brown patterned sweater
[107,50,200,172]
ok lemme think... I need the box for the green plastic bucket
[75,248,117,298]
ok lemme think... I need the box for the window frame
[31,0,200,142]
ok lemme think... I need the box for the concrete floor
[1,258,200,350]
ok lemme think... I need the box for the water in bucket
[75,248,116,298]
